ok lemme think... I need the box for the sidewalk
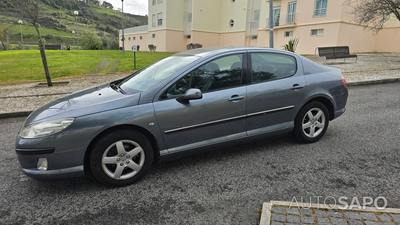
[260,201,400,225]
[0,52,399,116]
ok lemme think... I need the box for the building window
[284,31,293,37]
[251,35,258,40]
[152,0,156,5]
[128,37,131,41]
[253,9,260,21]
[152,34,156,38]
[152,14,156,27]
[157,12,163,26]
[287,2,297,24]
[140,36,143,40]
[133,37,136,40]
[157,0,163,4]
[273,7,281,26]
[311,29,324,36]
[314,0,328,17]
[188,12,192,22]
[229,19,235,27]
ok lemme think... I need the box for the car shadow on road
[23,133,299,192]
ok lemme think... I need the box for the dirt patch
[94,57,110,74]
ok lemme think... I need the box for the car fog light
[37,158,48,171]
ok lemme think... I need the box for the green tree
[82,32,103,50]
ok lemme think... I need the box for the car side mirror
[176,88,203,104]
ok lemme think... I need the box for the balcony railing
[314,8,327,17]
[286,13,296,24]
[266,13,298,28]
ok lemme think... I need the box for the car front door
[246,51,306,136]
[153,53,247,154]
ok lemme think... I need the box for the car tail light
[341,75,347,88]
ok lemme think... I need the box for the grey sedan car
[16,47,348,186]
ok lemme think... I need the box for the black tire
[89,129,153,187]
[294,101,329,143]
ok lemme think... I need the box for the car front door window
[163,54,243,99]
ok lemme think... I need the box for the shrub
[282,38,299,53]
[81,33,103,50]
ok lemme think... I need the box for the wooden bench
[44,45,62,50]
[315,46,357,63]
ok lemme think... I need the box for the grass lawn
[0,50,175,85]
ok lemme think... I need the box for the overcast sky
[105,0,148,16]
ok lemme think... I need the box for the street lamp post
[74,11,79,50]
[72,30,75,50]
[121,0,125,56]
[269,0,274,48]
[18,20,24,50]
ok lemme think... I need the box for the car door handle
[290,84,305,90]
[228,95,245,102]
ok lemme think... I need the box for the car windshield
[118,55,200,94]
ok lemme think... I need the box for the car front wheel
[89,130,153,187]
[294,102,329,143]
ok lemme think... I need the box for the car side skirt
[159,124,294,160]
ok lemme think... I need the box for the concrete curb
[260,203,272,225]
[260,200,400,225]
[347,78,400,86]
[0,111,32,119]
[0,92,71,99]
[0,79,399,119]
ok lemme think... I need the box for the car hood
[26,83,141,124]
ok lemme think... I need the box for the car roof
[175,46,292,57]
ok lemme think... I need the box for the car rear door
[153,53,248,154]
[246,51,306,136]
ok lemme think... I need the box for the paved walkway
[0,52,399,115]
[260,201,400,225]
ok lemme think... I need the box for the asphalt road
[0,83,399,225]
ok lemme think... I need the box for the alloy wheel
[101,140,145,180]
[302,108,326,138]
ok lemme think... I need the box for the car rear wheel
[294,102,329,143]
[89,130,153,187]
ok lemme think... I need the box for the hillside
[0,0,147,49]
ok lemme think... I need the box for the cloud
[103,0,148,16]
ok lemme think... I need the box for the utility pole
[269,0,274,48]
[72,30,75,49]
[18,20,24,50]
[74,11,79,50]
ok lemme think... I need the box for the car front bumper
[21,166,85,180]
[15,136,89,180]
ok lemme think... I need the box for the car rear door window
[251,53,297,83]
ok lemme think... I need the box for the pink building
[120,0,400,54]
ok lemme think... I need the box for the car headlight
[20,118,75,139]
